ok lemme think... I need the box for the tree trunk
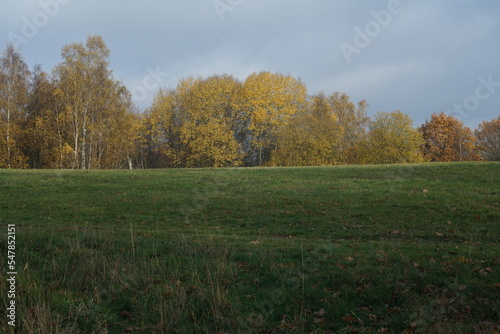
[81,112,87,170]
[6,104,11,169]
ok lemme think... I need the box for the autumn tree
[270,92,344,166]
[359,111,424,164]
[475,116,500,161]
[22,65,65,168]
[10,36,500,169]
[0,44,30,168]
[181,75,245,167]
[53,35,135,169]
[241,72,308,166]
[98,107,141,169]
[147,75,245,168]
[91,82,139,169]
[419,112,480,162]
[328,92,370,163]
[143,88,178,168]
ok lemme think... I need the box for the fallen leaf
[120,310,132,319]
[237,262,249,268]
[342,314,355,323]
[314,309,326,317]
[356,282,373,294]
[359,306,373,312]
[278,262,295,269]
[423,285,434,294]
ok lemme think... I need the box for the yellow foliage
[359,111,425,164]
[4,36,472,169]
[187,119,242,167]
[242,72,308,165]
[0,44,30,168]
[147,75,244,167]
[270,96,344,166]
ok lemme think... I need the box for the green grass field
[1,163,499,333]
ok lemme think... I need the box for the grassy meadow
[0,162,499,333]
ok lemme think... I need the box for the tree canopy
[358,111,425,164]
[0,37,498,169]
[419,112,480,162]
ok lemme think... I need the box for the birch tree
[23,65,67,168]
[0,44,30,168]
[329,92,370,163]
[53,35,133,169]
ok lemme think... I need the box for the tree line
[1,36,499,169]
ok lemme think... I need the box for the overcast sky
[1,0,499,129]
